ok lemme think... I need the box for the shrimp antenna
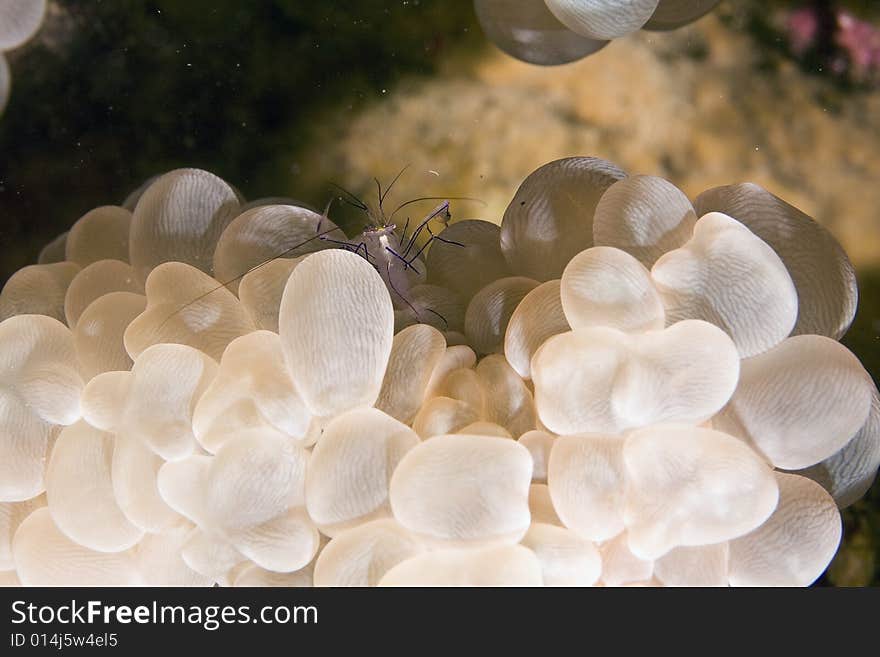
[389,195,485,220]
[380,164,410,206]
[328,182,369,212]
[157,225,345,330]
[374,164,411,221]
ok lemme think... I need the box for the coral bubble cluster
[0,0,46,115]
[475,0,720,65]
[1,157,876,587]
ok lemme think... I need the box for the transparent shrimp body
[353,223,426,311]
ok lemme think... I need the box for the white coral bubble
[715,335,873,470]
[279,250,394,418]
[46,421,143,553]
[623,425,779,560]
[652,212,798,357]
[313,519,424,587]
[561,246,665,333]
[390,434,533,546]
[306,408,419,536]
[532,321,739,435]
[728,473,841,587]
[379,544,543,586]
[548,434,626,542]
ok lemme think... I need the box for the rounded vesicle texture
[233,562,314,587]
[46,421,143,552]
[238,257,301,332]
[112,435,182,534]
[314,519,424,587]
[213,205,337,294]
[129,168,240,283]
[500,157,627,281]
[73,292,146,378]
[376,324,446,424]
[79,370,130,432]
[0,391,55,502]
[521,522,601,586]
[65,206,132,267]
[729,473,841,587]
[411,396,481,439]
[644,0,720,30]
[504,280,570,379]
[0,314,83,426]
[518,430,555,481]
[379,544,543,586]
[474,0,607,66]
[593,175,697,267]
[715,335,873,470]
[156,457,212,528]
[0,262,80,323]
[424,345,477,399]
[0,495,44,570]
[205,432,309,534]
[599,532,654,586]
[179,529,245,582]
[38,231,68,265]
[0,0,46,50]
[476,355,537,438]
[652,212,798,358]
[529,483,561,526]
[192,331,310,451]
[64,260,143,328]
[394,284,465,334]
[653,543,729,587]
[532,322,739,435]
[133,526,213,587]
[434,368,485,415]
[465,277,539,355]
[694,183,857,339]
[623,426,779,560]
[124,262,256,361]
[426,220,511,301]
[13,508,137,586]
[306,408,419,535]
[120,343,217,461]
[458,421,511,438]
[561,247,664,333]
[279,250,394,418]
[797,384,880,508]
[390,434,532,545]
[229,507,319,573]
[545,0,660,40]
[548,434,626,541]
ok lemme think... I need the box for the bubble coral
[0,0,47,116]
[1,157,876,587]
[474,0,720,65]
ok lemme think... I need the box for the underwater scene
[0,0,878,587]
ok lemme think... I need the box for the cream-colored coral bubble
[379,544,543,586]
[623,425,779,560]
[306,408,419,536]
[532,321,739,435]
[389,434,532,546]
[124,261,255,361]
[64,259,142,328]
[0,262,80,323]
[46,421,143,552]
[279,250,394,418]
[561,247,664,333]
[129,168,240,283]
[65,206,132,268]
